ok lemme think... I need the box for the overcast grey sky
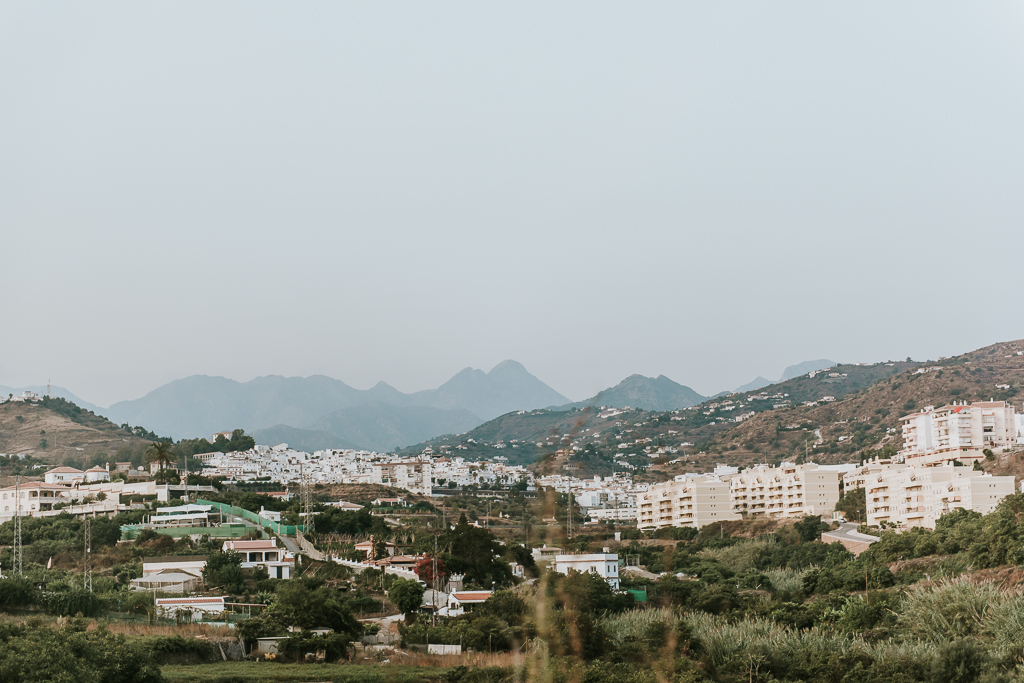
[2,2,1023,408]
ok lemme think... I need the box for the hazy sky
[3,3,1024,408]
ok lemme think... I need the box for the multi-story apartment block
[637,476,739,529]
[729,463,840,519]
[899,401,1017,467]
[371,460,432,496]
[842,457,909,492]
[863,462,1015,529]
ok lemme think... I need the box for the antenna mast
[13,476,23,577]
[83,516,92,591]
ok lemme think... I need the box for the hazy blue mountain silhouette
[104,361,569,445]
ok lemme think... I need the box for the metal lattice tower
[83,516,92,592]
[566,491,574,539]
[304,468,314,539]
[13,476,23,577]
[300,462,314,539]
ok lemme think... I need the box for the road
[824,522,879,545]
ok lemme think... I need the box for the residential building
[141,555,208,578]
[552,552,621,590]
[354,539,396,559]
[44,466,84,484]
[371,461,432,496]
[863,462,1015,529]
[83,465,110,483]
[729,463,840,519]
[638,476,739,529]
[0,482,71,520]
[222,539,295,579]
[531,544,562,564]
[155,596,226,619]
[149,504,220,528]
[899,401,1017,466]
[131,570,201,593]
[445,590,492,616]
[588,507,638,522]
[842,457,909,492]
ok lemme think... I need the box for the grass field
[161,662,451,683]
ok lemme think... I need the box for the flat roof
[142,555,209,564]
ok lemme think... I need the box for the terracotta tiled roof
[0,482,73,492]
[451,591,492,603]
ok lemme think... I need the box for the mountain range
[7,357,842,454]
[102,360,569,451]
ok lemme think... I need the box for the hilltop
[555,374,706,411]
[0,397,152,461]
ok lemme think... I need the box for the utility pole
[432,534,439,627]
[301,462,314,540]
[566,491,573,539]
[83,516,92,592]
[13,476,23,577]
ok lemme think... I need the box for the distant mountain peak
[559,373,706,412]
[490,359,528,374]
[779,359,836,382]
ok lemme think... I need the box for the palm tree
[146,441,174,473]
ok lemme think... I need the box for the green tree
[388,578,426,623]
[441,514,512,587]
[146,441,174,473]
[794,515,829,543]
[202,550,244,592]
[237,582,360,651]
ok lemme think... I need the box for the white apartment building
[371,460,432,496]
[899,401,1017,467]
[552,552,620,590]
[863,462,1015,529]
[1016,412,1024,445]
[730,463,840,519]
[588,507,638,522]
[842,458,909,492]
[637,476,739,530]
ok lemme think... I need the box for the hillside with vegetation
[0,397,154,464]
[668,339,1023,474]
[399,358,918,476]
